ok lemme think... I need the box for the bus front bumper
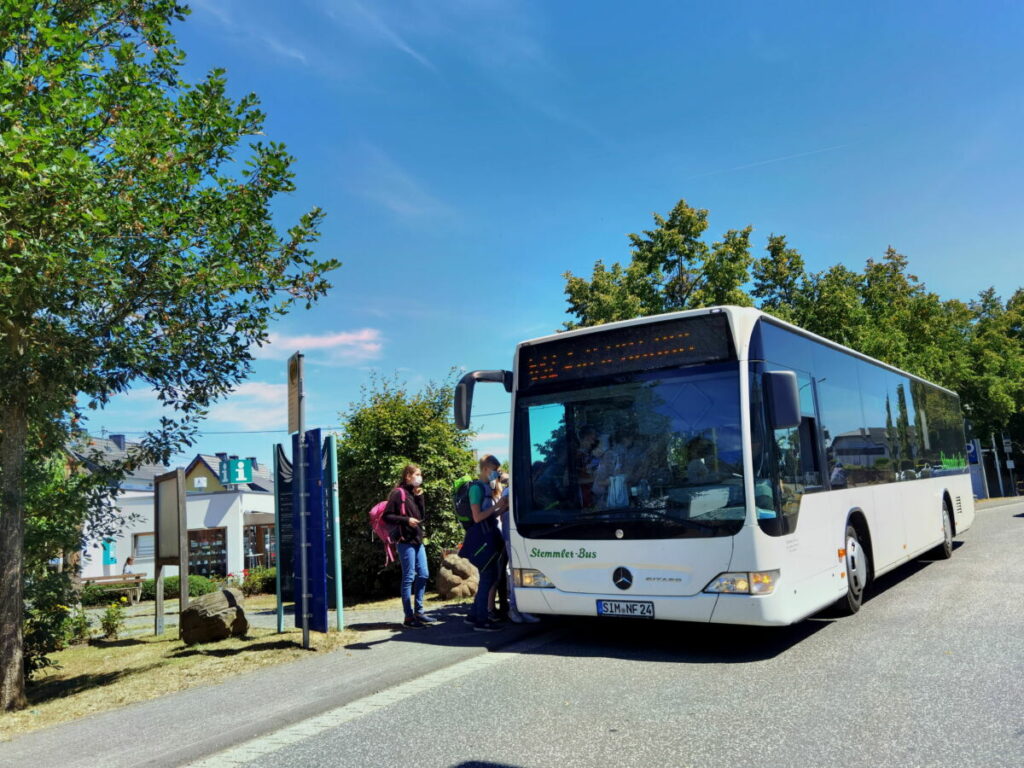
[514,588,800,626]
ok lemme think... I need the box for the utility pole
[991,434,1005,497]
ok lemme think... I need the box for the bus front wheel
[838,524,869,615]
[931,500,954,560]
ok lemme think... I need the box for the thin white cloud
[190,0,311,67]
[683,143,852,181]
[207,381,288,431]
[351,143,454,219]
[230,381,288,403]
[254,328,384,364]
[262,35,308,65]
[344,0,437,72]
[475,432,508,441]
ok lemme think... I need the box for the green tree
[336,374,476,598]
[960,288,1024,438]
[563,199,753,329]
[0,1,338,710]
[751,234,807,323]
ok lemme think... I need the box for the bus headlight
[704,570,780,595]
[514,568,555,588]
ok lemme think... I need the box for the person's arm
[469,482,495,524]
[382,489,410,525]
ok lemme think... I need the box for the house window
[134,533,155,559]
[243,524,275,568]
[188,528,228,578]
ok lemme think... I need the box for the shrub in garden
[139,574,217,601]
[100,599,127,639]
[242,566,276,596]
[23,571,78,675]
[78,583,110,606]
[64,608,91,646]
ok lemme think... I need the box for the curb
[976,497,1022,510]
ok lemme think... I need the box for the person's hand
[407,517,420,527]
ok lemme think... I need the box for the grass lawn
[0,626,357,743]
[0,590,470,742]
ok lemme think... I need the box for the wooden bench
[79,574,145,605]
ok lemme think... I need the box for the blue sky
[93,0,1024,470]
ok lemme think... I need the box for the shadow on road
[360,538,980,664]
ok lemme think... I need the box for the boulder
[180,587,248,645]
[436,553,479,599]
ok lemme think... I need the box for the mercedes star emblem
[612,567,633,591]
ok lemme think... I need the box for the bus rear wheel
[931,500,954,560]
[837,524,869,615]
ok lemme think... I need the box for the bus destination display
[519,313,734,390]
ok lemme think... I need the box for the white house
[76,435,276,581]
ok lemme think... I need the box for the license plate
[596,600,654,619]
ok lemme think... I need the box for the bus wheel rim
[846,535,866,594]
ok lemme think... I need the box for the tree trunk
[0,404,28,711]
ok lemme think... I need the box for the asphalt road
[210,500,1024,768]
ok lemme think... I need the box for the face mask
[411,476,423,487]
[488,470,500,482]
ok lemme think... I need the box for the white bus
[455,306,975,626]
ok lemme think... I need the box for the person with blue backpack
[462,454,507,632]
[384,464,435,629]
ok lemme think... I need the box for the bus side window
[770,371,822,532]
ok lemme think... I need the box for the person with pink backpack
[383,464,435,629]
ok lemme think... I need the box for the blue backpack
[452,476,487,531]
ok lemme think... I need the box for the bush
[242,566,276,596]
[336,373,476,598]
[23,571,78,676]
[79,583,110,606]
[64,607,91,645]
[139,574,217,602]
[100,600,127,639]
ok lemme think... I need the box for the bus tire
[931,499,954,560]
[837,524,869,615]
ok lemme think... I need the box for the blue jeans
[470,554,500,625]
[397,542,428,618]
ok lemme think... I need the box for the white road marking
[186,631,559,767]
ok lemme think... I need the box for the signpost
[301,428,328,633]
[288,352,310,649]
[327,435,344,631]
[153,469,188,637]
[272,354,343,636]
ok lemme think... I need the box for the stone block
[436,552,479,599]
[180,587,249,645]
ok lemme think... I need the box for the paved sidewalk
[0,601,547,768]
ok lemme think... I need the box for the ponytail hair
[399,463,423,494]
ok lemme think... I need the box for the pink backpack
[368,487,406,565]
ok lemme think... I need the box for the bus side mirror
[764,371,801,430]
[454,370,513,430]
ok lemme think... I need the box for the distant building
[75,435,275,581]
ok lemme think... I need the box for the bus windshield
[515,363,746,539]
